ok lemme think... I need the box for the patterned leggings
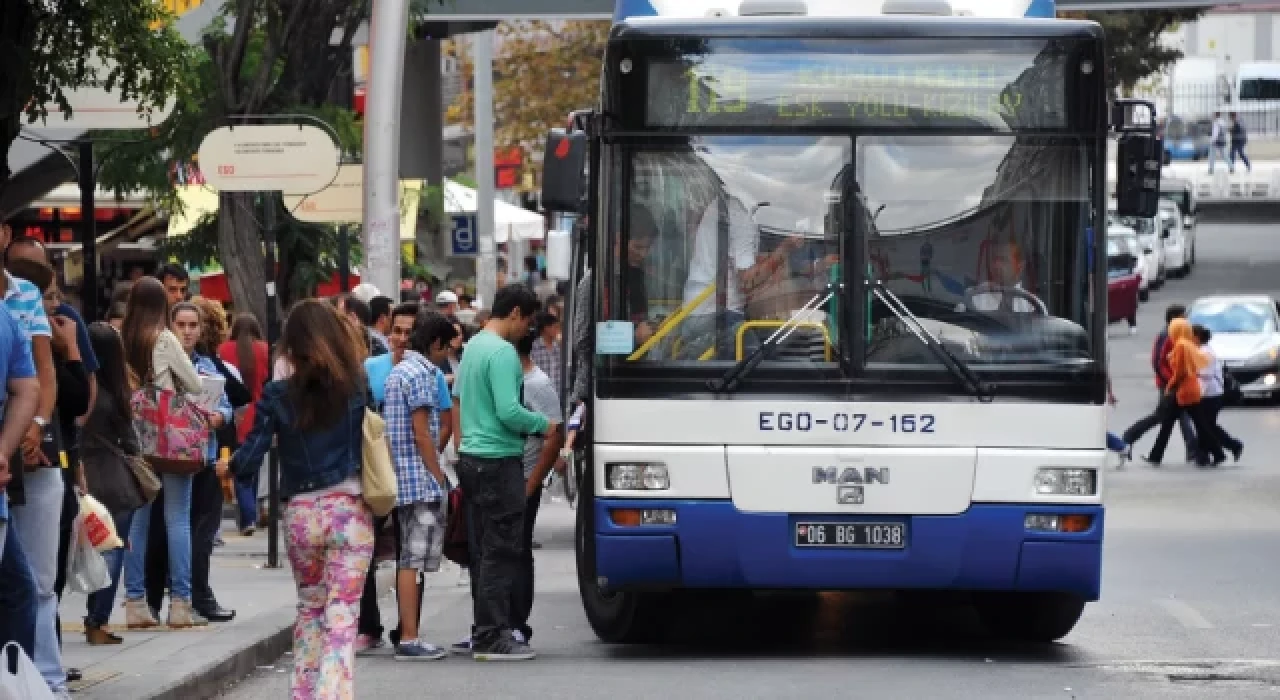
[284,490,374,700]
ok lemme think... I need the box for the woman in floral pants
[229,300,374,698]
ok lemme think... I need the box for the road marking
[1158,598,1214,629]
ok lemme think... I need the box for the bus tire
[576,499,667,643]
[974,592,1086,643]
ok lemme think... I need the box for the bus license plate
[795,522,906,549]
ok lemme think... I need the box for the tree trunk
[0,0,39,188]
[217,191,269,326]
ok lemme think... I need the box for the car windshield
[1189,301,1278,334]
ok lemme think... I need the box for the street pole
[363,0,409,300]
[263,195,281,569]
[338,224,351,292]
[78,141,98,320]
[474,29,498,308]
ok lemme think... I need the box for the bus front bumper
[593,500,1103,601]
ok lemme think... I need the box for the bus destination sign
[644,44,1070,130]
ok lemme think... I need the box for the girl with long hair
[218,313,269,533]
[81,322,142,644]
[228,300,373,699]
[119,277,209,629]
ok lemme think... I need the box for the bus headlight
[1034,468,1097,496]
[606,463,669,490]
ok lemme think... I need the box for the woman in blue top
[227,299,373,699]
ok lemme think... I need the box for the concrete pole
[474,29,498,309]
[363,0,409,299]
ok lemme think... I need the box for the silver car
[1188,295,1280,401]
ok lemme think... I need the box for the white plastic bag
[0,642,56,700]
[65,514,112,595]
[79,493,122,552]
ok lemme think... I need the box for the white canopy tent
[443,178,544,243]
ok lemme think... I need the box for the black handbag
[81,433,149,514]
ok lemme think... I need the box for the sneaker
[473,635,536,661]
[354,634,384,655]
[394,640,447,661]
[450,637,473,655]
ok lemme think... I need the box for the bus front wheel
[974,592,1086,643]
[576,500,668,643]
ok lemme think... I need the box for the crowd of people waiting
[0,217,570,699]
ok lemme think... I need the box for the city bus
[542,0,1160,644]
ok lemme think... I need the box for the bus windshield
[603,35,1100,383]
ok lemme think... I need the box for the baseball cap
[435,290,459,305]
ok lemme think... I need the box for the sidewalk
[60,521,299,700]
[59,494,578,699]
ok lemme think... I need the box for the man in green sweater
[454,283,549,661]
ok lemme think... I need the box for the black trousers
[190,467,224,610]
[1201,395,1243,455]
[511,487,542,642]
[1125,395,1222,464]
[457,454,526,645]
[52,467,78,646]
[357,515,387,638]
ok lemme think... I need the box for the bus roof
[613,0,1056,22]
[611,16,1100,41]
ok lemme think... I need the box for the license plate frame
[794,521,907,550]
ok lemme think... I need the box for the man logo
[812,467,890,485]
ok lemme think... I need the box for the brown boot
[167,598,208,628]
[124,599,159,629]
[86,624,123,645]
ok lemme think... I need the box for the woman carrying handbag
[119,278,216,629]
[227,300,375,699]
[80,322,155,644]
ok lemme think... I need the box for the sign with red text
[283,164,362,223]
[196,124,340,194]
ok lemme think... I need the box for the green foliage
[0,0,188,183]
[1062,10,1208,93]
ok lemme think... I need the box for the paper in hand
[193,375,226,411]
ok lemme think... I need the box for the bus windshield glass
[606,35,1099,380]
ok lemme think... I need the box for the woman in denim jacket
[227,299,372,700]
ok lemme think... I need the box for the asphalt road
[222,222,1280,699]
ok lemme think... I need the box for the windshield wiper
[708,284,836,393]
[866,278,994,402]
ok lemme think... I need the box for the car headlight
[1034,468,1097,496]
[1245,346,1280,365]
[606,463,669,490]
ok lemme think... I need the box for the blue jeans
[0,521,38,657]
[9,468,67,693]
[235,470,259,529]
[125,473,193,601]
[1209,143,1228,172]
[86,509,135,627]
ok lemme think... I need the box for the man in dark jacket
[1151,304,1198,461]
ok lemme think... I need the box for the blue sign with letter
[451,214,478,257]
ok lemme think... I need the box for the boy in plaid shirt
[383,310,457,661]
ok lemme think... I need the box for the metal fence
[1131,81,1280,140]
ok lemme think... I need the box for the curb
[80,607,296,700]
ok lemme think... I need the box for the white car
[1108,225,1151,300]
[1110,212,1164,289]
[1188,295,1280,401]
[1157,200,1190,276]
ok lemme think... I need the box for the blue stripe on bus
[594,499,1103,599]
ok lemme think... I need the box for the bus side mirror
[541,129,588,213]
[1115,133,1161,219]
